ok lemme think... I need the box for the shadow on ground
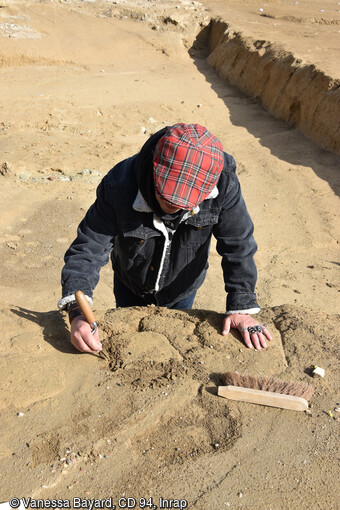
[11,306,76,354]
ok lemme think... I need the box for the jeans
[114,274,196,310]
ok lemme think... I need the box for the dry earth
[0,0,339,509]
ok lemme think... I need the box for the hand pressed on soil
[70,315,102,353]
[222,313,272,350]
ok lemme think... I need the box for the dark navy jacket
[60,152,260,313]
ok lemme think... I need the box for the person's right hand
[70,315,102,353]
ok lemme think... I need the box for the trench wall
[204,19,340,154]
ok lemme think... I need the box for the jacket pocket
[114,224,162,270]
[180,213,219,248]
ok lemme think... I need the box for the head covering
[136,127,186,227]
[153,123,224,210]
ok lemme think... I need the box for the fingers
[239,330,264,349]
[71,333,94,353]
[71,331,102,353]
[230,319,272,350]
[254,332,267,350]
[263,327,273,341]
[222,316,231,336]
[71,318,102,353]
[258,332,268,349]
[243,329,269,350]
[241,329,253,349]
[241,329,266,350]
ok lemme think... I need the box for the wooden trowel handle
[75,290,96,326]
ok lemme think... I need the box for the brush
[217,372,314,411]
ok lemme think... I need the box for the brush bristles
[221,372,314,401]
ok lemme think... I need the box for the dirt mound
[100,305,288,378]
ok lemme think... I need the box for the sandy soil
[0,0,339,508]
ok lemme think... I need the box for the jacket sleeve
[213,171,261,315]
[58,175,117,309]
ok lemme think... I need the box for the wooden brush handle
[75,290,96,326]
[218,385,309,411]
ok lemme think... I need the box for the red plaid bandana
[153,123,224,210]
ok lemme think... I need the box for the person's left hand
[222,313,272,350]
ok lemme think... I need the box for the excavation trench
[190,19,340,154]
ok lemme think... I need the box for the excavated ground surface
[1,305,339,508]
[0,0,339,508]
